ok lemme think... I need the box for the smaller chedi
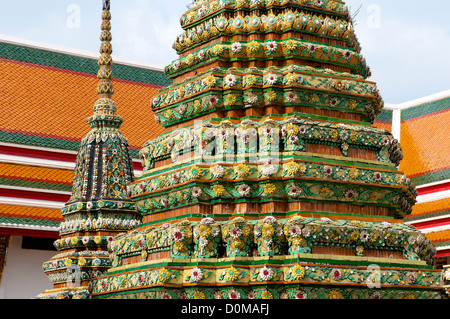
[40,0,445,299]
[36,0,141,299]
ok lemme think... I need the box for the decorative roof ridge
[0,34,166,72]
[385,89,450,111]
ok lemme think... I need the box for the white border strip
[416,179,450,189]
[416,190,450,204]
[0,222,59,232]
[0,142,78,155]
[0,154,75,170]
[0,197,66,209]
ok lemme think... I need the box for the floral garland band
[151,67,382,126]
[88,260,443,298]
[87,285,444,300]
[164,38,370,79]
[152,66,377,111]
[108,216,435,269]
[140,118,401,172]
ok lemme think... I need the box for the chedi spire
[37,0,141,299]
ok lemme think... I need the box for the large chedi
[88,0,444,299]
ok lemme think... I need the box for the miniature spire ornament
[37,0,141,299]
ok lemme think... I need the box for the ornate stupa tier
[166,34,369,80]
[152,65,382,128]
[179,0,351,32]
[174,1,361,56]
[135,117,414,228]
[150,0,376,131]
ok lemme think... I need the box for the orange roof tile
[0,204,62,221]
[399,111,450,178]
[425,229,450,243]
[0,60,165,150]
[0,163,73,185]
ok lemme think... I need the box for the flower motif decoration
[190,267,203,282]
[294,290,308,299]
[263,183,277,196]
[259,266,274,281]
[231,42,242,54]
[191,186,202,198]
[224,73,237,87]
[158,268,172,283]
[235,163,250,178]
[237,184,251,197]
[210,165,225,179]
[228,289,241,299]
[266,41,278,53]
[212,184,226,196]
[224,266,240,282]
[260,162,277,176]
[265,73,278,85]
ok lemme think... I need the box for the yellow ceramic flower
[78,257,87,267]
[348,99,358,110]
[349,168,359,180]
[307,93,320,104]
[193,291,206,299]
[285,72,297,84]
[329,129,339,141]
[299,163,307,174]
[205,74,217,87]
[225,94,237,105]
[262,223,275,237]
[291,265,305,280]
[213,44,225,55]
[194,100,202,111]
[350,230,360,241]
[319,185,332,198]
[242,225,252,236]
[245,74,257,86]
[247,40,260,54]
[286,123,299,135]
[264,90,277,102]
[198,225,211,238]
[263,183,277,195]
[285,39,298,51]
[329,290,341,299]
[185,54,194,66]
[64,258,72,267]
[190,166,202,179]
[70,236,79,245]
[348,131,359,143]
[165,109,174,120]
[235,163,250,178]
[285,161,299,175]
[212,184,226,196]
[94,236,102,244]
[261,290,273,299]
[159,268,171,283]
[225,267,240,282]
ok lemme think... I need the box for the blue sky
[0,0,449,104]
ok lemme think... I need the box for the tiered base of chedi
[89,0,445,299]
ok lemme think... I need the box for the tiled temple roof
[379,92,450,253]
[0,38,171,234]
